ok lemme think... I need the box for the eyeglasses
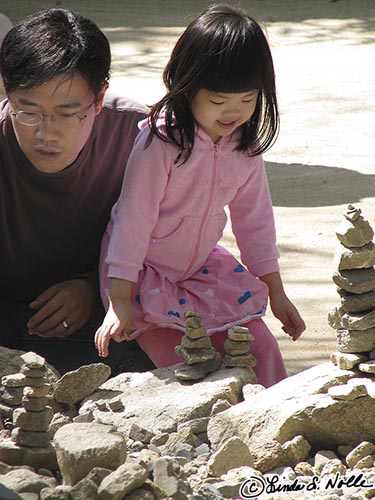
[10,100,95,127]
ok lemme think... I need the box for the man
[0,8,155,374]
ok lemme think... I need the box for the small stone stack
[223,326,257,373]
[0,372,26,412]
[328,204,375,373]
[174,311,221,381]
[9,352,53,448]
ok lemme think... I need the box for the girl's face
[190,88,259,143]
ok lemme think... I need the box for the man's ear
[94,83,109,115]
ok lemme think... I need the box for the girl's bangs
[202,49,264,94]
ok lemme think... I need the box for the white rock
[53,423,126,486]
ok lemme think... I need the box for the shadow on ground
[2,0,375,27]
[266,162,375,208]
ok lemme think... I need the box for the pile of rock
[2,349,375,497]
[328,204,375,373]
[222,326,257,374]
[174,311,221,381]
[9,352,53,449]
[0,351,58,471]
[2,361,375,499]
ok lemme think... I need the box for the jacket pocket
[147,216,199,270]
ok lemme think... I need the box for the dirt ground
[2,0,375,375]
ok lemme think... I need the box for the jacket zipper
[183,142,219,277]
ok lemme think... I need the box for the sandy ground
[2,0,375,375]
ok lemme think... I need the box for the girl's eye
[210,100,225,105]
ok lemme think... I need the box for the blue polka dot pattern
[238,291,252,304]
[167,310,180,317]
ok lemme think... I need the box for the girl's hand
[95,298,133,357]
[269,292,306,341]
[259,272,306,341]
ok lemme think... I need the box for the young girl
[95,4,305,387]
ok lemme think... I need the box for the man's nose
[35,116,59,140]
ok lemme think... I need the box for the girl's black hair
[148,4,279,163]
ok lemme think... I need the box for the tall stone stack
[174,311,222,381]
[328,204,375,371]
[223,326,257,372]
[8,352,53,448]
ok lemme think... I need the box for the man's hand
[27,279,95,338]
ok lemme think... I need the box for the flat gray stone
[0,386,24,406]
[207,362,375,459]
[222,354,257,368]
[184,326,207,339]
[340,290,375,313]
[53,363,111,404]
[11,428,50,448]
[175,345,216,364]
[21,365,47,378]
[180,335,213,349]
[23,385,50,398]
[174,351,221,380]
[335,215,374,248]
[282,435,311,466]
[336,328,375,353]
[69,478,98,499]
[328,305,375,330]
[346,441,375,468]
[22,396,51,412]
[152,457,192,498]
[328,383,367,400]
[1,374,28,387]
[20,352,46,369]
[224,339,250,355]
[332,268,375,294]
[228,327,254,342]
[80,365,254,437]
[13,407,53,432]
[206,436,254,477]
[210,467,259,500]
[53,422,126,486]
[184,316,202,329]
[0,437,57,469]
[358,360,375,374]
[334,241,375,270]
[0,468,54,495]
[330,351,368,370]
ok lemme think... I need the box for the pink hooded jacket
[105,124,280,285]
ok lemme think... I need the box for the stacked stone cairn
[4,352,53,448]
[174,311,222,381]
[328,204,375,372]
[222,325,257,375]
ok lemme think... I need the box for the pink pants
[136,318,287,388]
